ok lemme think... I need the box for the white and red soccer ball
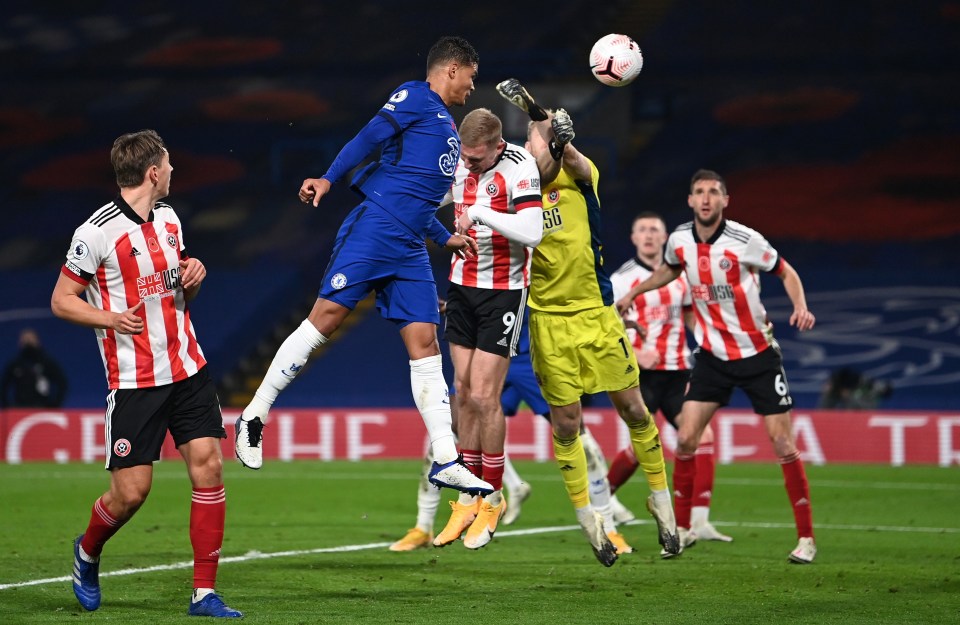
[589,34,643,87]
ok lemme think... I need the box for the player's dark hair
[111,129,167,188]
[426,36,479,73]
[690,169,727,195]
[632,210,666,229]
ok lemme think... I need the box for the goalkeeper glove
[495,78,549,121]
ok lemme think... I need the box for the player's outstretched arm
[615,264,682,315]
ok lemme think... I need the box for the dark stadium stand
[1,1,957,410]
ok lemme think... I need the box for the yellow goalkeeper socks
[627,414,668,491]
[552,433,590,508]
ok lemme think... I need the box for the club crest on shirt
[166,234,177,248]
[547,189,559,203]
[718,257,732,271]
[331,273,348,290]
[439,137,460,177]
[486,182,500,196]
[70,240,89,260]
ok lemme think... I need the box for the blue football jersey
[351,81,460,238]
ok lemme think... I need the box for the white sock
[502,453,523,492]
[484,490,503,506]
[243,320,326,422]
[580,427,609,470]
[415,450,441,532]
[192,588,214,603]
[650,488,671,505]
[409,355,457,463]
[691,505,710,528]
[574,504,596,526]
[77,543,97,564]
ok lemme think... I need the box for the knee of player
[112,482,151,512]
[551,417,580,439]
[189,454,224,486]
[675,431,700,455]
[616,399,649,427]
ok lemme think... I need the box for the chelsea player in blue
[236,36,492,496]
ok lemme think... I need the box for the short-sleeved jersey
[448,143,542,290]
[350,80,461,239]
[61,197,206,389]
[611,257,692,371]
[665,218,782,361]
[528,158,613,312]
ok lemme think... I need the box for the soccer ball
[589,34,643,87]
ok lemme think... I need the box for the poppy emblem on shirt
[698,256,711,272]
[486,182,500,196]
[464,178,477,194]
[113,439,132,457]
[166,234,177,248]
[331,273,348,290]
[148,238,160,253]
[718,258,732,271]
[548,189,559,203]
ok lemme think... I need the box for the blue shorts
[319,202,440,327]
[501,352,550,417]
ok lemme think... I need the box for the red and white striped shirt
[665,219,782,361]
[448,144,542,289]
[61,197,206,389]
[611,257,692,370]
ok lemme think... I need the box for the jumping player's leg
[241,298,340,421]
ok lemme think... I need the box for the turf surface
[1,460,957,624]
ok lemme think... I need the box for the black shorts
[104,366,226,469]
[444,283,527,357]
[639,369,690,428]
[685,344,793,416]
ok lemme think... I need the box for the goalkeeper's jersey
[528,157,614,312]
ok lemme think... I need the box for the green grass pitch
[1,460,957,624]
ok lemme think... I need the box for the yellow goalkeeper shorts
[529,304,640,407]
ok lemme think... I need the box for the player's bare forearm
[51,275,144,334]
[779,260,816,331]
[615,264,682,314]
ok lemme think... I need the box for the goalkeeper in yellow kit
[496,79,680,566]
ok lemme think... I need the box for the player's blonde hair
[460,108,502,148]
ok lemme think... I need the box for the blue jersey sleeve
[322,113,398,185]
[426,216,451,247]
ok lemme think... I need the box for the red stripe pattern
[60,200,206,389]
[448,144,541,290]
[665,220,781,361]
[610,258,692,370]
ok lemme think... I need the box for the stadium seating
[1,1,956,410]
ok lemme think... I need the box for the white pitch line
[2,519,957,592]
